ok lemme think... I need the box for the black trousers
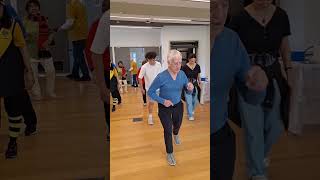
[142,83,146,104]
[104,102,110,131]
[211,123,236,180]
[158,101,183,154]
[111,89,121,104]
[21,90,37,129]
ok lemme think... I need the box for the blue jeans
[184,88,198,117]
[132,74,138,87]
[238,80,283,177]
[72,40,89,78]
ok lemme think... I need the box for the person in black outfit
[0,0,35,158]
[181,54,201,120]
[228,0,292,179]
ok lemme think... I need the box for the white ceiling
[110,0,210,9]
[110,0,210,25]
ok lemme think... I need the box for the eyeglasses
[171,61,182,66]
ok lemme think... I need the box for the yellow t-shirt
[67,0,88,41]
[0,21,26,57]
[110,68,118,79]
[130,61,138,74]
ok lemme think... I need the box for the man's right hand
[163,100,173,107]
[246,65,268,91]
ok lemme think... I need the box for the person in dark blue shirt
[211,0,268,179]
[148,49,194,166]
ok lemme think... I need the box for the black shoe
[112,106,116,112]
[25,126,37,136]
[77,76,91,81]
[5,141,17,159]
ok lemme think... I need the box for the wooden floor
[233,123,320,180]
[110,87,210,180]
[0,78,108,180]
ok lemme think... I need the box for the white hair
[167,50,182,64]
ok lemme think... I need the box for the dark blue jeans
[72,40,89,78]
[132,74,138,87]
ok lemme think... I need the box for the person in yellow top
[57,0,90,81]
[0,0,34,159]
[110,63,121,112]
[129,59,138,87]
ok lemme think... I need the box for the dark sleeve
[197,64,201,74]
[282,10,291,37]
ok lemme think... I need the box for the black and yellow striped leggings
[2,93,24,139]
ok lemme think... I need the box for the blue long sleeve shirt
[211,27,266,134]
[148,70,188,105]
[5,4,27,37]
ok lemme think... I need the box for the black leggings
[142,83,146,104]
[21,90,37,129]
[158,101,183,153]
[3,92,25,138]
[104,102,110,132]
[211,123,236,180]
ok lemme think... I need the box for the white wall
[280,0,305,51]
[111,25,210,78]
[161,26,210,78]
[110,27,161,47]
[304,1,320,48]
[281,0,320,51]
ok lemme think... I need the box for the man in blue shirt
[211,0,268,179]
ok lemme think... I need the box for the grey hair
[167,50,182,64]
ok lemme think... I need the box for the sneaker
[250,175,268,180]
[173,135,181,145]
[25,126,37,136]
[189,116,194,121]
[166,153,176,166]
[192,111,195,115]
[5,141,17,159]
[148,115,154,125]
[143,103,147,106]
[264,158,270,168]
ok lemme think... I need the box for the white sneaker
[250,175,268,180]
[173,135,181,145]
[143,103,147,106]
[148,115,154,125]
[166,153,176,166]
[192,111,195,115]
[264,158,270,167]
[189,116,194,121]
